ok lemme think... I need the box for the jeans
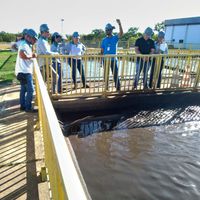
[149,58,164,88]
[52,61,62,93]
[134,60,151,88]
[19,73,34,111]
[104,59,120,90]
[68,59,86,86]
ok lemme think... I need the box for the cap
[52,32,62,38]
[144,27,154,37]
[105,23,115,31]
[72,32,80,38]
[22,29,28,35]
[158,31,165,38]
[27,29,38,40]
[40,24,49,33]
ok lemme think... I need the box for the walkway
[0,83,50,200]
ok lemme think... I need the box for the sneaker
[25,108,38,113]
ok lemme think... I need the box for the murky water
[61,107,200,200]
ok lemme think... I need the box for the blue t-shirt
[101,35,119,55]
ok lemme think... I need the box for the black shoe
[73,84,77,89]
[116,87,120,91]
[25,108,38,113]
[20,106,26,111]
[83,84,90,88]
[144,86,149,90]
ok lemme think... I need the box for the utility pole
[61,18,64,34]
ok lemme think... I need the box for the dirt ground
[0,83,50,200]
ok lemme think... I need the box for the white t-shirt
[65,42,86,59]
[15,40,34,75]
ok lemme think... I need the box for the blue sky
[0,0,200,34]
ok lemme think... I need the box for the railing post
[194,59,200,90]
[104,57,110,95]
[153,55,162,89]
[46,57,50,93]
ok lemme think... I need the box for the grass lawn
[0,51,17,83]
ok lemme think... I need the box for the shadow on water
[60,105,200,138]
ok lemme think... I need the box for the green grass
[0,51,17,83]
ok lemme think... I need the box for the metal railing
[37,53,200,98]
[85,48,200,55]
[33,59,91,200]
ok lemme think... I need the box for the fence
[33,59,91,200]
[37,54,200,98]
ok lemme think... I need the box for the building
[165,16,200,49]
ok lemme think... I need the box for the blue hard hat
[72,32,80,38]
[27,29,38,40]
[40,24,49,33]
[144,27,154,37]
[158,31,165,38]
[52,32,62,38]
[22,28,28,35]
[105,23,115,31]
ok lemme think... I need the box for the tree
[154,21,165,32]
[127,27,139,36]
[121,27,139,40]
[0,32,16,42]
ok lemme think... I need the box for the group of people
[134,27,168,89]
[15,19,168,112]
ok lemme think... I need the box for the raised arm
[116,19,123,37]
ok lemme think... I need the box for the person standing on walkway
[134,27,155,89]
[101,19,123,91]
[64,32,89,89]
[36,24,58,77]
[51,32,62,93]
[15,29,38,112]
[149,31,168,88]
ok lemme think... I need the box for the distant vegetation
[0,51,17,83]
[0,22,164,43]
[0,31,18,42]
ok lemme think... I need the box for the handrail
[37,53,200,98]
[33,59,91,200]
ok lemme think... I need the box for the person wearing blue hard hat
[36,23,59,82]
[101,19,123,91]
[39,24,49,33]
[64,31,89,89]
[149,31,168,88]
[50,32,63,93]
[72,31,80,38]
[15,28,38,112]
[12,28,29,51]
[133,27,155,89]
[22,29,28,37]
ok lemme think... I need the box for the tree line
[0,22,164,43]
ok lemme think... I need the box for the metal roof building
[165,16,200,49]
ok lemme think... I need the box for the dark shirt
[135,37,155,54]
